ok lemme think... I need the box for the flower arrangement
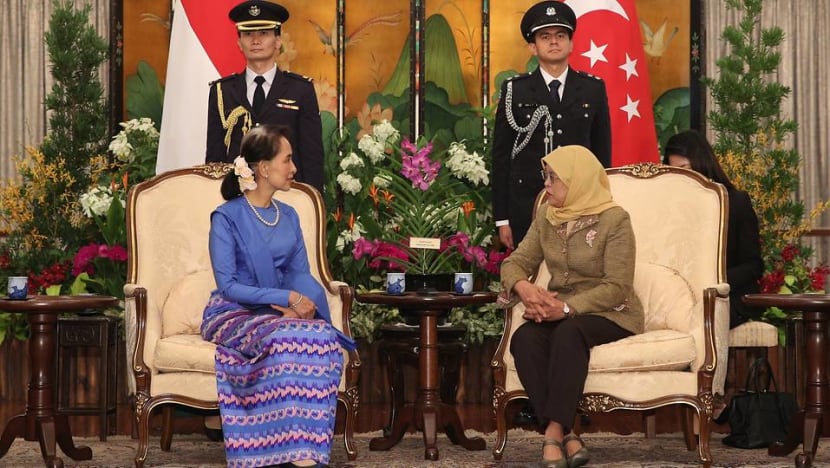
[325,119,508,341]
[759,242,829,343]
[107,117,159,183]
[333,121,501,276]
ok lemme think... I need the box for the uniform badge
[249,5,260,16]
[546,7,556,15]
[277,99,297,104]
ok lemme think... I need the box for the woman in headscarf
[500,145,644,468]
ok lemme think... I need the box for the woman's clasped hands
[514,280,568,322]
[271,291,317,319]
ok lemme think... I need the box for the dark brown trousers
[510,314,632,432]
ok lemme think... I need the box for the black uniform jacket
[205,69,324,192]
[491,67,611,244]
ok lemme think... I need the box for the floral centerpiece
[334,121,503,279]
[327,120,507,340]
[759,242,829,343]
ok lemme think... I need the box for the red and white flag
[156,0,244,174]
[565,0,659,166]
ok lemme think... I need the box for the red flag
[565,0,659,166]
[156,0,243,173]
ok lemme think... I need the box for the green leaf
[70,273,90,295]
[45,284,62,296]
[126,61,164,127]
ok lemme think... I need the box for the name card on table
[410,237,441,249]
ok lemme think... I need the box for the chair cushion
[729,320,779,347]
[585,262,698,373]
[154,334,217,374]
[589,329,696,372]
[634,262,697,333]
[161,269,216,337]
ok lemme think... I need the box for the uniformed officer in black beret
[491,0,611,250]
[205,0,324,193]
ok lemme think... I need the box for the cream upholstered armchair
[124,164,361,467]
[491,163,731,465]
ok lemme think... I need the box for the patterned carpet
[0,430,826,467]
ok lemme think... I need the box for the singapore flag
[565,0,659,166]
[156,0,245,174]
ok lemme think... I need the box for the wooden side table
[743,293,830,468]
[56,315,118,441]
[376,323,467,437]
[0,295,118,468]
[357,291,496,460]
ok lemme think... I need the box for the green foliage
[703,0,826,262]
[705,0,830,340]
[41,0,108,201]
[126,60,165,128]
[653,88,690,152]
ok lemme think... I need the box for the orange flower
[462,201,475,217]
[332,207,343,223]
[348,213,355,230]
[368,184,380,208]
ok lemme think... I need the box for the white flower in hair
[234,156,257,192]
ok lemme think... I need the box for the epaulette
[283,71,313,82]
[573,69,603,81]
[208,73,240,87]
[506,72,532,83]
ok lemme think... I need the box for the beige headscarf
[541,145,618,226]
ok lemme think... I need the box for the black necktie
[252,75,266,114]
[548,80,562,104]
[549,80,561,105]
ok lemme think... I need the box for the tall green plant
[703,0,827,264]
[39,0,109,250]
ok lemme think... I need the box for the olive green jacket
[501,205,644,335]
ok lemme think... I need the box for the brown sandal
[563,433,590,468]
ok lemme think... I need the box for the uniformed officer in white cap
[205,0,324,192]
[491,0,611,250]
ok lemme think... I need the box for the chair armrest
[124,284,152,397]
[335,284,361,389]
[699,286,731,397]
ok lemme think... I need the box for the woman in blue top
[201,124,354,468]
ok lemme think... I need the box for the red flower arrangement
[71,243,128,299]
[759,243,829,294]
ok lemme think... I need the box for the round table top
[0,294,119,313]
[743,293,830,312]
[356,291,497,310]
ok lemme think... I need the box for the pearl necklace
[244,195,280,226]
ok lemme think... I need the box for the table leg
[419,312,440,460]
[369,405,413,451]
[441,402,486,450]
[0,414,25,458]
[54,414,92,460]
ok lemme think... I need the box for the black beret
[228,1,289,32]
[520,1,576,42]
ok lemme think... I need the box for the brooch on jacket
[585,229,597,248]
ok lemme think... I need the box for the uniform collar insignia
[277,98,297,104]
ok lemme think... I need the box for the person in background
[205,0,324,193]
[500,145,643,468]
[664,129,763,328]
[491,0,611,251]
[202,124,354,467]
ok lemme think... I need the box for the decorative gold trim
[613,162,664,178]
[578,394,626,412]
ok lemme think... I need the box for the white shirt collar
[539,66,569,89]
[246,65,277,85]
